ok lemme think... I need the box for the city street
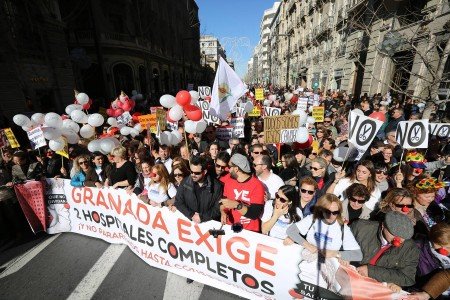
[0,233,243,300]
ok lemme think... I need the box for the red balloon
[122,103,132,112]
[132,112,142,123]
[82,99,92,110]
[292,135,313,150]
[106,108,115,117]
[291,95,299,105]
[176,90,191,106]
[184,104,202,121]
[369,112,386,122]
[113,109,124,117]
[129,99,135,109]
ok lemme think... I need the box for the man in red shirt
[220,153,265,232]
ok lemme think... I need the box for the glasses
[300,188,315,195]
[394,204,414,209]
[190,170,203,175]
[253,163,263,167]
[216,164,227,170]
[349,197,366,204]
[78,161,89,165]
[311,153,318,156]
[323,208,340,216]
[275,192,289,203]
[253,151,262,155]
[311,166,322,171]
[174,173,184,177]
[324,120,331,123]
[376,170,388,175]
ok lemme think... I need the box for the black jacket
[174,174,223,222]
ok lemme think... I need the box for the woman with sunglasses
[298,177,318,218]
[286,194,362,290]
[70,155,101,188]
[341,183,371,224]
[309,157,334,197]
[372,188,415,222]
[261,185,300,239]
[328,160,381,211]
[170,163,190,188]
[374,162,389,194]
[144,164,177,207]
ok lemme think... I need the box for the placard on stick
[396,120,429,149]
[255,88,264,101]
[264,115,300,144]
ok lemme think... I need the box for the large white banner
[43,179,400,300]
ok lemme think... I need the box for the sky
[195,0,277,78]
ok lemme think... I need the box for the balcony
[335,45,346,57]
[347,39,364,58]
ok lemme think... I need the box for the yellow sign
[312,106,325,123]
[255,88,264,101]
[248,106,261,117]
[264,115,300,144]
[56,137,69,158]
[138,109,166,133]
[3,128,20,148]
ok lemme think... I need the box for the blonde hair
[313,193,344,225]
[71,154,91,177]
[110,146,127,159]
[378,188,414,213]
[151,164,171,193]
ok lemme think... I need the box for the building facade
[0,0,202,118]
[259,0,450,100]
[200,35,227,71]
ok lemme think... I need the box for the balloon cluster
[106,91,136,117]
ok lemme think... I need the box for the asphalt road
[0,233,245,300]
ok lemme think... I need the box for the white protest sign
[280,129,298,143]
[396,120,429,149]
[348,111,384,159]
[27,127,47,149]
[167,121,178,131]
[198,101,220,125]
[216,126,233,141]
[297,98,308,111]
[198,86,211,99]
[117,112,132,125]
[235,107,246,117]
[264,107,281,117]
[230,117,245,138]
[429,123,450,138]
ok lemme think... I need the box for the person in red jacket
[220,153,265,232]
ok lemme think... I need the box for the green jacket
[350,220,419,287]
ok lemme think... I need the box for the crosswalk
[0,233,243,300]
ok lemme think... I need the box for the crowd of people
[0,87,449,299]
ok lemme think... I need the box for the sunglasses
[324,120,331,123]
[253,163,263,167]
[275,192,288,203]
[349,197,366,204]
[311,166,322,171]
[323,208,340,216]
[173,173,184,177]
[394,204,414,209]
[253,151,262,154]
[78,161,89,165]
[376,170,388,175]
[300,188,315,195]
[216,164,227,170]
[190,170,203,175]
[311,153,318,156]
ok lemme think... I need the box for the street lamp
[271,32,292,89]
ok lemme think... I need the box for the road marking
[163,272,204,300]
[0,234,60,279]
[67,244,126,300]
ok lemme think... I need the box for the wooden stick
[184,129,191,165]
[398,149,405,172]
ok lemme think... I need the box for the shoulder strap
[301,217,315,239]
[340,224,345,251]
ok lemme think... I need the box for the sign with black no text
[429,123,450,138]
[198,86,211,99]
[396,120,429,149]
[348,111,384,159]
[263,107,281,117]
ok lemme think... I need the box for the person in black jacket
[173,156,222,224]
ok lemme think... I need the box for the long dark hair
[273,185,301,223]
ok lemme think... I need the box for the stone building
[263,0,450,100]
[200,35,227,71]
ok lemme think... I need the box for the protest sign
[429,123,450,138]
[198,86,212,99]
[216,126,233,141]
[167,121,178,131]
[14,180,47,233]
[396,120,429,149]
[138,109,166,133]
[3,128,20,148]
[198,100,221,125]
[230,117,245,138]
[117,112,132,126]
[37,178,401,300]
[56,137,69,159]
[150,106,164,114]
[312,106,325,122]
[235,107,246,117]
[280,129,298,143]
[27,127,47,149]
[264,115,300,144]
[248,106,262,117]
[263,107,282,117]
[348,112,384,160]
[255,88,264,101]
[296,97,308,111]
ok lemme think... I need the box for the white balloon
[43,127,62,140]
[195,120,207,133]
[66,133,80,144]
[31,113,45,125]
[70,110,88,124]
[308,106,314,113]
[87,140,101,153]
[352,108,364,115]
[100,138,115,154]
[160,94,176,108]
[133,123,143,132]
[169,105,184,121]
[49,138,65,152]
[296,127,309,143]
[80,124,95,138]
[63,119,80,133]
[263,100,271,106]
[76,92,89,105]
[61,127,77,137]
[307,116,316,124]
[189,91,200,103]
[13,114,31,127]
[285,93,294,101]
[184,120,197,134]
[44,113,63,128]
[171,130,182,143]
[159,131,169,145]
[107,117,118,127]
[88,113,105,127]
[120,126,132,136]
[244,101,254,113]
[268,95,276,101]
[130,128,139,137]
[65,104,82,115]
[292,109,308,126]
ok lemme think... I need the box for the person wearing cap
[350,211,419,287]
[220,153,265,232]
